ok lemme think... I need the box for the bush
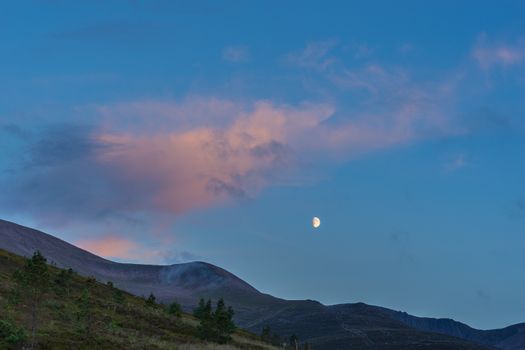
[0,319,26,349]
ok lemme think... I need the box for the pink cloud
[75,235,196,264]
[95,101,334,213]
[90,88,459,215]
[76,236,139,259]
[65,41,464,217]
[472,35,524,70]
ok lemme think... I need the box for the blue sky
[1,0,524,330]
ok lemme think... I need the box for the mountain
[1,219,523,350]
[0,247,278,350]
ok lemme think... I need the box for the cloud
[94,100,332,213]
[514,199,525,218]
[443,153,468,173]
[476,289,491,300]
[1,123,26,138]
[51,20,164,45]
[354,44,374,59]
[398,43,414,55]
[222,45,250,63]
[0,80,463,225]
[472,34,525,70]
[286,42,462,147]
[517,199,525,213]
[76,236,140,260]
[286,39,338,70]
[162,249,201,264]
[75,235,198,264]
[28,124,107,167]
[0,43,465,225]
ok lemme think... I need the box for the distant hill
[0,247,277,350]
[1,219,523,350]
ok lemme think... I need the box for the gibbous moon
[312,216,321,228]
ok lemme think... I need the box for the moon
[312,216,321,228]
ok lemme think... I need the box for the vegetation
[193,298,236,344]
[11,251,50,349]
[145,293,158,308]
[0,249,278,350]
[260,325,282,347]
[0,319,26,349]
[167,301,183,318]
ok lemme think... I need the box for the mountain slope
[1,219,522,350]
[385,310,525,350]
[0,247,277,350]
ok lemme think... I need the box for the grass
[0,248,279,350]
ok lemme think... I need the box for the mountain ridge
[1,218,523,350]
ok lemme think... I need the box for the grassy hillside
[0,248,278,350]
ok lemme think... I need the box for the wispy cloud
[0,88,461,225]
[472,34,525,70]
[398,43,414,55]
[94,100,333,213]
[443,153,468,173]
[76,236,140,260]
[222,45,250,63]
[285,39,338,70]
[0,40,471,227]
[50,20,164,45]
[75,235,199,264]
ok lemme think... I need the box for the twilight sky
[1,0,524,330]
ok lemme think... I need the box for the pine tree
[261,325,271,342]
[193,298,207,319]
[214,298,235,343]
[145,293,157,308]
[196,299,214,340]
[54,268,73,297]
[12,251,50,350]
[194,298,235,343]
[167,301,182,317]
[75,288,93,340]
[112,288,125,310]
[289,334,298,350]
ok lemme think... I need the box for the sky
[0,0,524,330]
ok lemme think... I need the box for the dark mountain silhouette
[1,219,523,350]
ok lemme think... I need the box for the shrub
[0,319,26,349]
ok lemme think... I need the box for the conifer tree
[193,298,207,319]
[261,325,271,342]
[12,251,50,350]
[54,268,73,297]
[145,293,157,308]
[196,299,215,340]
[113,288,125,306]
[289,334,298,350]
[194,298,235,343]
[167,301,182,317]
[76,288,93,340]
[214,298,235,343]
